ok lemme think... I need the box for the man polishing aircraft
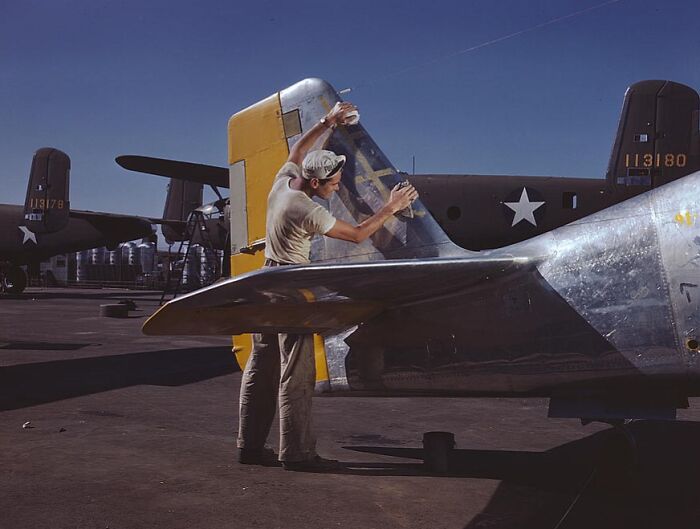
[238,101,419,471]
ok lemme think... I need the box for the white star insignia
[504,188,545,227]
[19,226,37,245]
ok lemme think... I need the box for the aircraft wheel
[3,266,27,294]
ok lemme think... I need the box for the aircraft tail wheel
[3,266,27,294]
[423,431,455,474]
[596,421,639,480]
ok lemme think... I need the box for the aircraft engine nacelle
[23,147,71,234]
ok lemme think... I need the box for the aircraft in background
[143,78,700,432]
[409,80,700,249]
[116,156,229,252]
[115,80,700,253]
[0,148,193,294]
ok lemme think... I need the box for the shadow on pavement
[1,290,162,302]
[0,340,95,351]
[0,346,239,411]
[338,421,700,528]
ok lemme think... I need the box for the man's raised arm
[288,102,357,166]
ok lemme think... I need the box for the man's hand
[325,102,358,127]
[387,182,419,213]
[325,182,419,244]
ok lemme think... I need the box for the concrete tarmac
[2,288,700,529]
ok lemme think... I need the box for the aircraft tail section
[227,78,463,273]
[226,78,468,369]
[161,178,203,243]
[23,147,70,234]
[607,80,700,191]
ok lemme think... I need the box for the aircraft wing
[146,217,187,229]
[143,256,533,336]
[116,155,229,188]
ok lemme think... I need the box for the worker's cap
[302,150,346,180]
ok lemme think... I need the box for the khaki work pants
[237,332,317,462]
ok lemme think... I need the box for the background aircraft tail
[23,147,70,234]
[606,80,700,191]
[161,178,203,244]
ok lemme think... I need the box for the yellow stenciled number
[675,212,698,226]
[627,152,689,168]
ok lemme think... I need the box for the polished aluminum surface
[533,171,700,376]
[536,189,680,374]
[322,326,356,391]
[228,160,247,254]
[653,173,700,371]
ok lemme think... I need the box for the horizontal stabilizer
[116,155,229,188]
[69,209,152,223]
[68,209,154,239]
[143,256,532,336]
[70,209,187,231]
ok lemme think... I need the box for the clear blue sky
[1,0,699,220]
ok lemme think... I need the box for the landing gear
[1,265,28,294]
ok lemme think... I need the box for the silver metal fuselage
[332,171,700,398]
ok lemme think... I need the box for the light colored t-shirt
[264,161,337,264]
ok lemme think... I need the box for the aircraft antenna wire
[551,467,598,529]
[343,0,624,94]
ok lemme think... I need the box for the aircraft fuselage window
[634,133,649,143]
[563,192,577,209]
[446,206,461,221]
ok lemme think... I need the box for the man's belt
[263,258,290,267]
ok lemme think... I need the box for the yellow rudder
[226,89,330,389]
